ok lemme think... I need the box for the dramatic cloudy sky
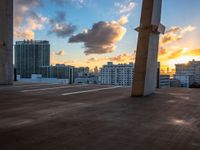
[14,0,200,70]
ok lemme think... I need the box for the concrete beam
[0,0,13,85]
[132,0,164,96]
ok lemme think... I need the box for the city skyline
[14,0,200,70]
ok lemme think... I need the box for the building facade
[72,67,99,84]
[174,75,191,88]
[74,67,90,78]
[100,62,134,86]
[170,79,181,87]
[15,40,50,78]
[39,64,74,84]
[175,60,200,87]
[158,75,170,88]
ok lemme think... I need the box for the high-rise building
[175,60,200,87]
[100,62,134,86]
[15,40,50,78]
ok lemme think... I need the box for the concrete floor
[0,82,200,150]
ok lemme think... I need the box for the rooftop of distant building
[15,40,50,44]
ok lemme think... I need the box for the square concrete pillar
[0,0,13,85]
[132,0,165,96]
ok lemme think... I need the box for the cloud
[158,25,199,68]
[159,47,167,55]
[167,49,184,60]
[50,51,64,65]
[186,48,200,56]
[159,25,197,53]
[87,53,135,63]
[26,12,48,30]
[14,0,85,39]
[109,53,135,62]
[118,15,129,25]
[114,0,136,14]
[14,28,35,40]
[14,0,47,39]
[158,46,200,68]
[56,50,65,56]
[160,25,196,46]
[14,1,77,40]
[168,48,200,60]
[48,11,77,38]
[181,25,197,34]
[15,14,48,40]
[69,16,128,55]
[14,0,43,27]
[49,23,76,38]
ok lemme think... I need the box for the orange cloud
[185,48,200,56]
[87,53,135,63]
[158,25,199,69]
[14,0,48,40]
[56,50,65,56]
[167,49,183,60]
[109,53,135,62]
[159,47,167,55]
[159,47,200,69]
[118,15,129,25]
[160,25,196,46]
[14,28,35,40]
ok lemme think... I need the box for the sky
[14,0,200,71]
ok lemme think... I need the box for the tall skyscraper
[15,40,50,78]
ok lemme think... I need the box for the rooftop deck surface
[0,83,200,150]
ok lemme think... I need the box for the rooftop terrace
[0,83,200,150]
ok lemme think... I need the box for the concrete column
[0,0,13,85]
[132,0,165,96]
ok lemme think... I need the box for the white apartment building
[100,62,134,86]
[175,60,200,87]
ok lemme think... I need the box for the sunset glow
[13,0,200,70]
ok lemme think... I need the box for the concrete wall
[0,0,13,85]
